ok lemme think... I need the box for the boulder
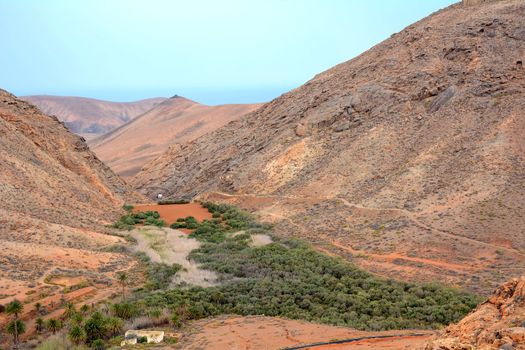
[295,123,308,137]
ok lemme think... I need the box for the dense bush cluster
[157,199,189,205]
[112,210,165,230]
[170,216,199,229]
[130,203,482,331]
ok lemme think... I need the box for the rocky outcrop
[133,0,525,293]
[425,276,525,349]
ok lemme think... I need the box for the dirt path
[335,198,525,258]
[330,241,477,272]
[209,191,525,259]
[282,334,432,350]
[129,227,217,287]
[173,315,433,350]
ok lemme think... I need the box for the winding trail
[282,333,433,350]
[208,191,525,258]
[335,198,525,258]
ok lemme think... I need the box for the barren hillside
[23,95,166,139]
[0,89,142,322]
[133,0,525,293]
[91,96,261,177]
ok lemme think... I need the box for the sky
[0,0,456,105]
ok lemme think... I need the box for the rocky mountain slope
[91,96,261,177]
[133,0,525,293]
[425,275,525,349]
[23,95,166,139]
[0,89,141,315]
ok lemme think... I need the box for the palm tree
[6,319,26,347]
[46,318,62,334]
[79,304,90,315]
[68,325,85,345]
[170,313,181,328]
[63,302,77,320]
[83,311,106,343]
[105,317,123,337]
[70,312,84,326]
[91,339,106,350]
[35,317,45,333]
[5,299,23,348]
[117,272,128,300]
[34,302,42,315]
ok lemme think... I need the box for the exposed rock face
[425,276,525,349]
[22,95,166,139]
[0,89,141,230]
[133,0,525,293]
[91,96,261,177]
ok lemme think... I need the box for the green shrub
[144,263,182,290]
[158,199,189,205]
[122,204,134,212]
[137,336,148,344]
[36,335,86,350]
[170,222,186,229]
[113,210,165,229]
[111,303,137,320]
[135,212,147,220]
[91,339,105,350]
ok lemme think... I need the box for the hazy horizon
[2,0,456,105]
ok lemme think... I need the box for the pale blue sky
[0,0,456,104]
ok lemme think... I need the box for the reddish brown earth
[133,0,525,294]
[91,96,262,177]
[22,95,166,140]
[0,89,142,344]
[424,275,525,349]
[171,316,433,350]
[133,203,212,225]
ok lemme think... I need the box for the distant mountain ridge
[22,95,166,139]
[91,96,262,177]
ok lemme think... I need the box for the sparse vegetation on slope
[111,207,166,230]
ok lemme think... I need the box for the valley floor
[171,315,433,350]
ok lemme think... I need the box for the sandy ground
[133,203,213,224]
[130,227,218,287]
[172,316,433,350]
[250,233,273,247]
